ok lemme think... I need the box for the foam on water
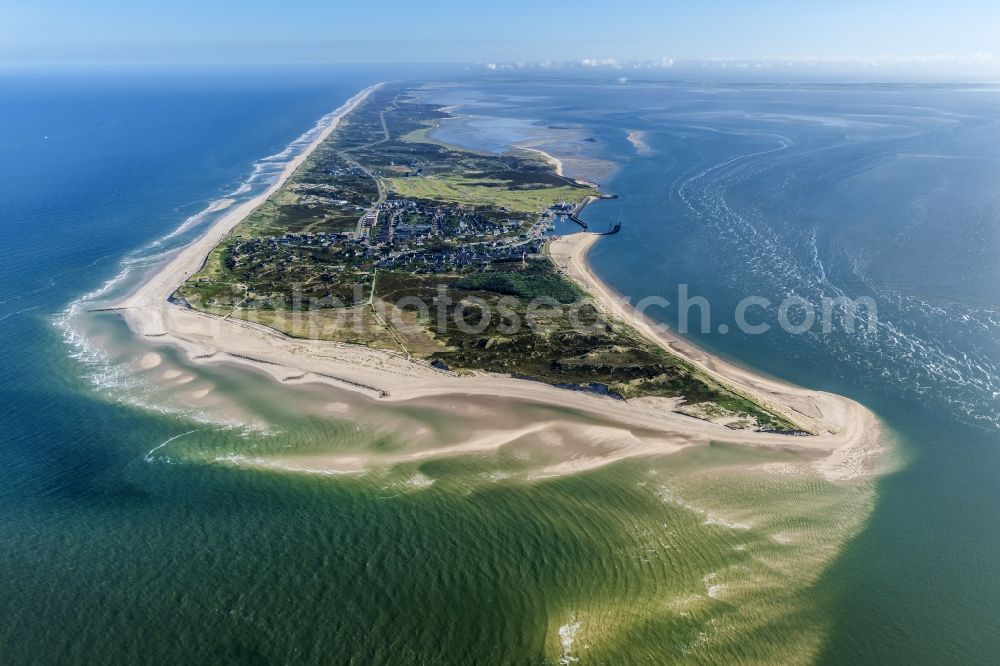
[655,482,753,530]
[672,109,1000,429]
[53,102,348,431]
[703,573,727,600]
[558,617,582,664]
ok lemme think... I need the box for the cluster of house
[375,238,545,273]
[223,188,546,284]
[226,232,357,269]
[374,198,527,247]
[319,165,368,179]
[387,159,429,177]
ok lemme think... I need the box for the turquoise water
[1,70,997,662]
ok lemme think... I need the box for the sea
[1,66,998,664]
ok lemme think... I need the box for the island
[117,82,881,480]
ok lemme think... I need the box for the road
[347,109,393,240]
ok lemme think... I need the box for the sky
[2,0,999,79]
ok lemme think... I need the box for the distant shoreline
[112,83,883,481]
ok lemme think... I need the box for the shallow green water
[0,313,877,664]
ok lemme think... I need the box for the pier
[559,191,620,230]
[565,196,593,229]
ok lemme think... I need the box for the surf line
[144,428,218,462]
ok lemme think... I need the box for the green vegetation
[454,270,582,303]
[431,265,792,431]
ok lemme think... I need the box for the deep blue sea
[2,68,999,663]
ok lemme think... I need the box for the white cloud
[474,54,1000,80]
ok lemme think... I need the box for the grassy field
[387,175,597,213]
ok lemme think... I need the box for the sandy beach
[112,85,884,481]
[516,144,606,189]
[516,145,566,176]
